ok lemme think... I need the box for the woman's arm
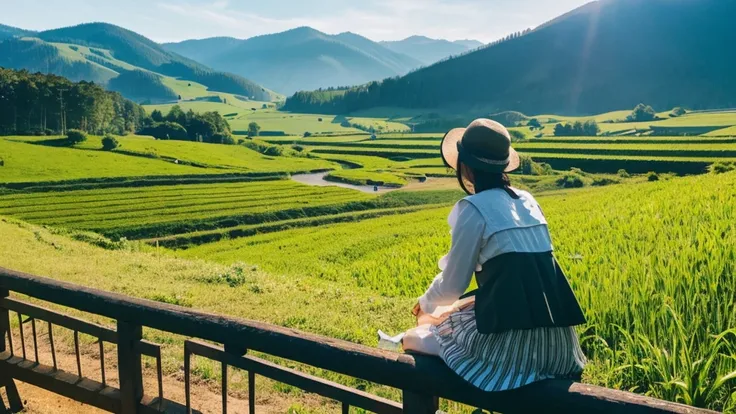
[418,201,485,314]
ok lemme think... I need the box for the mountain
[285,0,736,116]
[0,23,35,39]
[380,36,482,65]
[0,22,272,102]
[453,40,484,49]
[162,37,241,64]
[107,70,178,102]
[164,27,423,95]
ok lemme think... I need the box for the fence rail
[0,267,718,414]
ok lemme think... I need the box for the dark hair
[457,163,519,198]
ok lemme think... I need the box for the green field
[0,137,220,184]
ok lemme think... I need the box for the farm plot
[0,180,377,240]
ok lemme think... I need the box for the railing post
[0,289,9,353]
[0,288,23,412]
[118,321,143,414]
[403,390,439,414]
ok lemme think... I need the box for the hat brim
[441,128,520,173]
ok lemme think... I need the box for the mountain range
[285,0,736,116]
[163,28,481,95]
[380,36,483,65]
[0,23,273,102]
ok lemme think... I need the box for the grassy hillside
[285,0,736,115]
[0,23,272,102]
[107,69,178,102]
[164,27,422,95]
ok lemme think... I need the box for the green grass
[0,137,220,184]
[705,126,736,137]
[325,170,408,187]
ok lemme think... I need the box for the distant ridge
[380,36,483,65]
[285,0,736,115]
[164,27,424,95]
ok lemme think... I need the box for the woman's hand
[411,302,422,317]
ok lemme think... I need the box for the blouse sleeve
[418,200,485,314]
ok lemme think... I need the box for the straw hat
[441,118,519,173]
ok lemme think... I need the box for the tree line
[0,68,147,135]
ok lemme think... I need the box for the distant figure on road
[398,119,587,392]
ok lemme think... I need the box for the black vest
[467,251,586,334]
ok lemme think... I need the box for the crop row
[0,180,304,209]
[147,204,448,248]
[525,153,720,174]
[6,186,350,220]
[31,191,371,229]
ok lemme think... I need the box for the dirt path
[2,327,327,414]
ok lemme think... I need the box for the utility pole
[58,88,68,135]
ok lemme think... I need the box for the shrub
[211,133,235,145]
[340,120,352,128]
[509,129,526,142]
[518,154,549,175]
[647,172,660,181]
[617,169,631,178]
[66,129,87,145]
[318,118,323,122]
[709,162,736,175]
[0,157,4,167]
[670,107,686,117]
[592,178,619,186]
[44,128,55,136]
[139,122,189,140]
[101,134,120,151]
[556,174,584,188]
[303,131,313,137]
[292,144,304,152]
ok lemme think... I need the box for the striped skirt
[430,303,586,392]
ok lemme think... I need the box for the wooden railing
[0,267,718,414]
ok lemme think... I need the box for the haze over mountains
[163,28,482,95]
[380,36,483,66]
[285,0,736,116]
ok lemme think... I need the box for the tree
[582,120,600,135]
[248,122,261,137]
[151,109,164,122]
[178,95,182,100]
[627,103,657,122]
[528,118,542,129]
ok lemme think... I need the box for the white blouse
[418,197,553,314]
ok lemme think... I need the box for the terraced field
[0,180,379,239]
[0,179,462,242]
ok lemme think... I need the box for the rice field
[177,170,736,411]
[0,180,378,239]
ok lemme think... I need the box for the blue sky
[2,0,592,43]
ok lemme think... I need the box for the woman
[403,118,587,392]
